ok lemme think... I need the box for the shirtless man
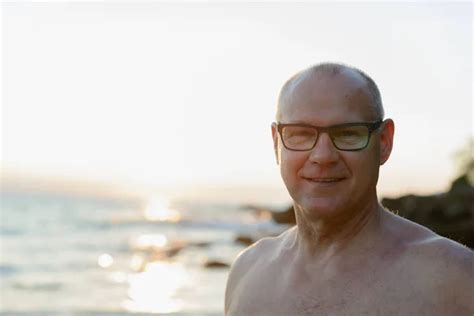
[225,63,473,315]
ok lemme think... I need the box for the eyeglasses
[275,120,383,151]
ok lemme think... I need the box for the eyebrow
[279,120,352,126]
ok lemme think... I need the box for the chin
[297,196,346,220]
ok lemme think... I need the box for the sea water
[0,191,288,315]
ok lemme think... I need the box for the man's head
[276,63,384,122]
[271,62,394,220]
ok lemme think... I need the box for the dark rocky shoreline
[382,175,473,248]
[241,175,474,249]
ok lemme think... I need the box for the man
[225,63,473,315]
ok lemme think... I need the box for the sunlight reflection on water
[122,196,193,313]
[135,233,168,249]
[97,253,114,268]
[143,196,181,222]
[123,261,189,314]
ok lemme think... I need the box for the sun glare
[123,261,189,314]
[97,253,114,268]
[143,196,181,222]
[135,234,168,249]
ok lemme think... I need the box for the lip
[303,177,346,184]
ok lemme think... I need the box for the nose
[308,132,339,164]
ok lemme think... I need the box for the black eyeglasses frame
[275,120,384,152]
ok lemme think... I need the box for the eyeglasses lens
[331,126,369,150]
[281,126,317,150]
[281,125,370,151]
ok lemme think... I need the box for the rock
[235,235,254,246]
[245,204,296,225]
[164,244,185,258]
[381,177,474,248]
[191,241,211,248]
[243,174,473,248]
[270,205,296,224]
[204,259,230,269]
[450,174,472,194]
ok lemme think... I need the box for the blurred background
[1,1,472,315]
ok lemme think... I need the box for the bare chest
[229,260,442,316]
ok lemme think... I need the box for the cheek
[349,152,380,188]
[279,152,306,182]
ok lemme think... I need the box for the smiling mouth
[304,177,345,184]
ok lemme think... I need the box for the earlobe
[380,119,395,165]
[271,123,280,165]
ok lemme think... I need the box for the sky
[1,1,473,201]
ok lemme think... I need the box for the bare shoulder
[382,210,473,311]
[407,233,473,277]
[409,232,473,280]
[229,226,296,271]
[382,209,473,266]
[407,229,473,312]
[227,227,295,281]
[225,227,296,311]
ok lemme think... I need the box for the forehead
[279,69,376,124]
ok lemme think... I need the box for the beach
[0,191,288,315]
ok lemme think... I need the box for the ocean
[0,190,289,315]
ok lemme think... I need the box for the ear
[379,119,394,165]
[271,122,280,165]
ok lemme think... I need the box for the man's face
[272,70,393,220]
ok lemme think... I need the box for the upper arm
[419,237,474,313]
[440,240,474,312]
[224,253,244,313]
[224,237,275,314]
[224,245,258,314]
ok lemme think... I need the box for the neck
[294,196,382,256]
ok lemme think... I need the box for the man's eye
[291,131,313,137]
[334,128,363,137]
[339,130,359,137]
[286,129,314,138]
[332,128,366,145]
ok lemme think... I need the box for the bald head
[276,63,384,121]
